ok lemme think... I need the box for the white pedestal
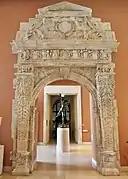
[56,128,70,153]
[0,145,4,175]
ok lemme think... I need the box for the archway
[11,1,120,176]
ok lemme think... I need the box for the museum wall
[36,80,91,143]
[0,0,128,167]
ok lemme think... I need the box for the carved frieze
[96,64,114,74]
[16,64,34,74]
[18,49,111,62]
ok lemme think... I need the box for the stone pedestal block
[56,128,70,153]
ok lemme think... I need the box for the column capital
[96,64,115,76]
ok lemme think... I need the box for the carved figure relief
[11,1,119,177]
[19,49,111,62]
[71,67,96,85]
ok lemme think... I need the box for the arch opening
[34,78,100,171]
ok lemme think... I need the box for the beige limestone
[56,128,70,153]
[0,145,4,175]
[11,1,119,176]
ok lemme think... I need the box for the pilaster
[12,65,34,175]
[96,64,120,176]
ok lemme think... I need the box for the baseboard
[3,166,12,173]
[120,166,128,172]
[92,157,97,169]
[82,142,91,145]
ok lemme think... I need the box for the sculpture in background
[56,94,70,128]
[52,94,70,139]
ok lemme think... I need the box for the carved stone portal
[11,1,120,176]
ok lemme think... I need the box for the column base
[100,167,120,176]
[98,151,120,176]
[12,167,29,176]
[29,160,37,173]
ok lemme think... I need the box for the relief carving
[11,1,119,176]
[55,18,75,38]
[71,67,96,85]
[23,18,44,41]
[96,64,119,175]
[19,49,111,62]
[34,67,59,86]
[96,64,115,100]
[97,49,111,61]
[10,2,117,54]
[20,50,31,61]
[16,65,34,74]
[11,74,34,174]
[22,16,107,41]
[59,67,71,79]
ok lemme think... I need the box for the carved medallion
[57,21,72,34]
[55,18,75,37]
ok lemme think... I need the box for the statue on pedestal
[56,94,70,128]
[52,94,70,139]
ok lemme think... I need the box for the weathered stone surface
[0,145,4,175]
[11,1,119,176]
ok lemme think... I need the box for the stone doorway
[11,1,120,176]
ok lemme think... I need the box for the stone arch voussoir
[32,71,97,103]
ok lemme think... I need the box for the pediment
[38,1,92,15]
[11,1,118,54]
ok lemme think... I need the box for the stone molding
[11,1,119,176]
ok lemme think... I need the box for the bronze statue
[56,94,70,128]
[52,94,70,139]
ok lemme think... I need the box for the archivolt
[32,71,97,102]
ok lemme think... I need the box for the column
[12,65,34,175]
[96,64,120,176]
